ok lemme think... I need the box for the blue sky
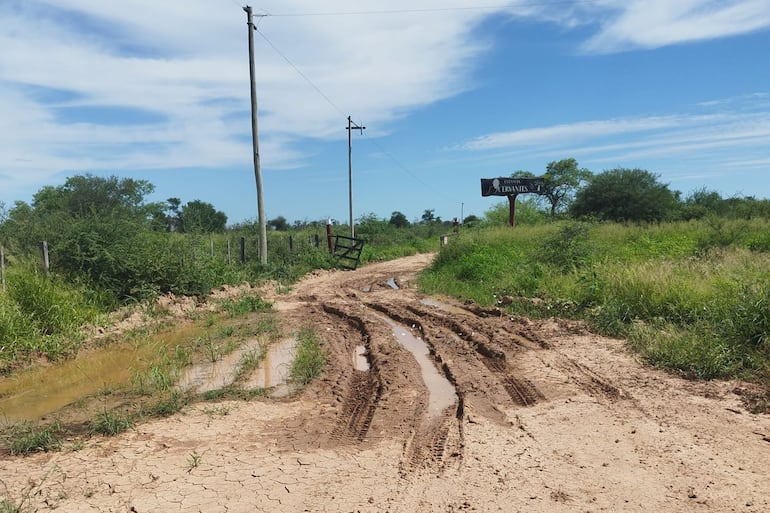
[1,0,769,226]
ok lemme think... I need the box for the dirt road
[2,253,769,512]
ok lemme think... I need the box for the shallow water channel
[0,324,204,422]
[177,338,297,394]
[374,314,457,417]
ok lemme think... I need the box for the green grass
[289,327,326,386]
[3,421,63,456]
[421,219,770,382]
[89,411,133,436]
[222,295,273,317]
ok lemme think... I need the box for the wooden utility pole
[244,5,267,264]
[346,116,365,238]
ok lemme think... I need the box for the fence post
[240,237,246,264]
[289,235,293,252]
[314,234,320,248]
[326,220,334,254]
[227,238,232,265]
[1,246,5,292]
[40,241,50,276]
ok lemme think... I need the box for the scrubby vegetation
[421,218,770,381]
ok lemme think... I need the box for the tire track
[322,305,382,442]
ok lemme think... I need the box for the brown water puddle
[353,345,370,371]
[0,324,204,422]
[243,338,296,389]
[374,315,457,417]
[420,297,469,316]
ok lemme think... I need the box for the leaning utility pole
[244,5,267,264]
[346,115,365,238]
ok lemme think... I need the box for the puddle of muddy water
[179,338,297,394]
[353,345,370,371]
[375,315,457,417]
[420,297,469,316]
[243,338,296,390]
[0,324,205,422]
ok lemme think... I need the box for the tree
[267,216,289,231]
[540,159,592,217]
[179,200,227,233]
[389,211,410,228]
[420,209,441,224]
[570,168,680,222]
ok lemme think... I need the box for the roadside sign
[481,177,545,197]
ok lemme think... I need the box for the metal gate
[333,235,365,270]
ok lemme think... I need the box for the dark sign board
[481,177,545,197]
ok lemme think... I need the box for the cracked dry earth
[2,253,770,512]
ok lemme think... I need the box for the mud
[1,253,769,512]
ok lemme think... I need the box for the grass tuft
[289,328,325,386]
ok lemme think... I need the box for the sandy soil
[2,253,769,512]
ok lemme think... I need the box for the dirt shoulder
[2,253,769,512]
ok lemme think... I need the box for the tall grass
[421,219,770,380]
[0,264,104,371]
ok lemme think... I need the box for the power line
[251,0,603,18]
[255,27,346,118]
[253,17,461,206]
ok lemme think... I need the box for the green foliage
[4,421,62,455]
[180,200,227,233]
[539,222,592,272]
[147,390,189,417]
[90,411,133,436]
[290,327,325,385]
[570,168,680,222]
[483,197,548,226]
[421,220,770,381]
[540,158,592,217]
[223,295,273,317]
[389,211,410,228]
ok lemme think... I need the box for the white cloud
[581,0,770,53]
[0,0,492,193]
[1,0,768,204]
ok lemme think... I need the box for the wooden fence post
[40,241,50,276]
[1,246,5,292]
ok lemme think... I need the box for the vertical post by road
[244,5,267,264]
[1,246,5,292]
[507,194,518,228]
[40,241,50,276]
[346,116,365,238]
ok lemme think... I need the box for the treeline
[495,159,770,225]
[0,174,344,308]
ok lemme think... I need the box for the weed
[223,295,272,317]
[89,411,133,436]
[233,345,264,383]
[4,421,63,456]
[201,405,231,417]
[148,390,188,417]
[187,450,203,472]
[290,328,325,386]
[217,325,236,338]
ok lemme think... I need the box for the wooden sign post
[481,177,545,227]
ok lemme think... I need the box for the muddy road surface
[2,254,769,512]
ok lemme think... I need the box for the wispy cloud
[580,0,770,53]
[458,93,770,174]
